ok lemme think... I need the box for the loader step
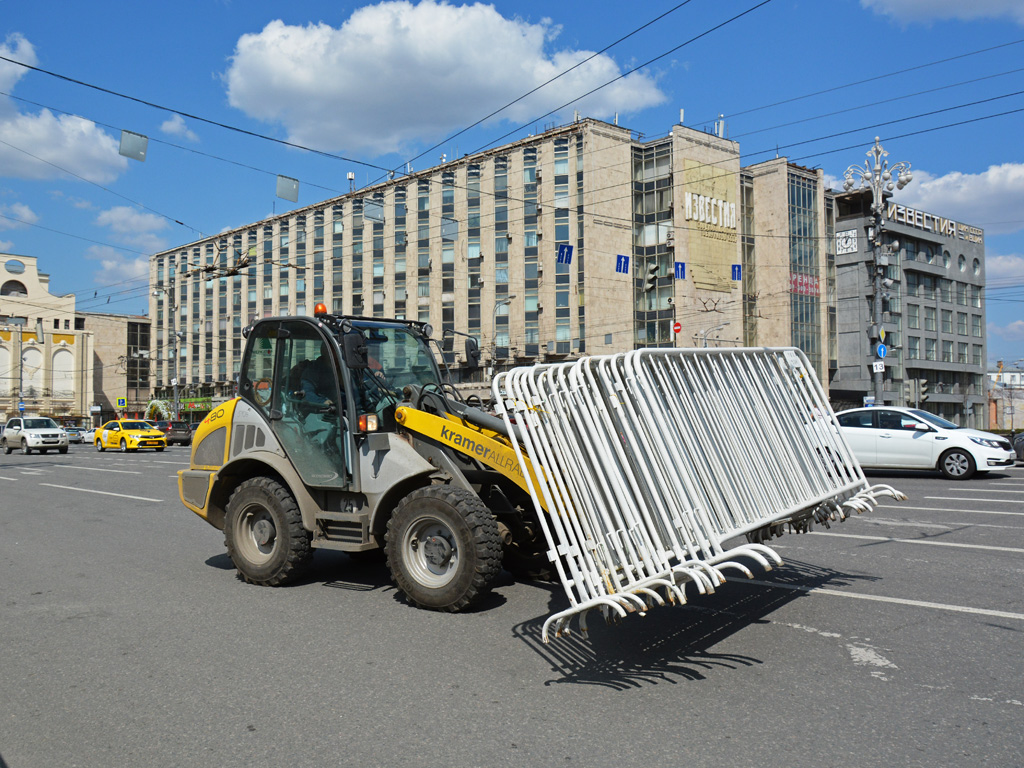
[312,511,374,551]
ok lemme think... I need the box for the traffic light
[918,379,929,403]
[643,264,659,292]
[902,379,915,404]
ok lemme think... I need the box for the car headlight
[970,436,1004,449]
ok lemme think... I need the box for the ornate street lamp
[843,137,912,405]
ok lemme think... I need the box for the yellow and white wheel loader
[179,308,903,641]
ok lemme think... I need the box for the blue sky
[1,0,1022,365]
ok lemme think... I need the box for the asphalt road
[1,444,1022,768]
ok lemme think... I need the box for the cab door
[239,319,352,489]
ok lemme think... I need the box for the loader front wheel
[224,477,313,586]
[386,486,502,612]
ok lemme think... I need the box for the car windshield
[909,409,959,430]
[24,418,58,429]
[121,421,152,430]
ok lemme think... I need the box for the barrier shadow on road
[511,558,879,690]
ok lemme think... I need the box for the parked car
[152,419,192,446]
[94,420,166,453]
[835,407,1015,480]
[1013,432,1024,464]
[2,417,69,455]
[82,428,97,443]
[64,427,84,444]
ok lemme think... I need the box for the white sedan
[835,406,1015,480]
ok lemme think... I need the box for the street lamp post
[699,321,730,348]
[491,295,516,378]
[844,137,912,406]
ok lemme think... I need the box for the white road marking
[38,483,162,503]
[734,578,1024,621]
[922,497,1024,507]
[862,517,1024,531]
[63,466,142,475]
[0,476,17,481]
[809,530,1024,554]
[877,504,1024,517]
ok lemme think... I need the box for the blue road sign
[18,401,25,412]
[876,343,887,359]
[557,244,573,265]
[731,264,742,281]
[615,254,630,274]
[674,261,686,279]
[117,397,127,408]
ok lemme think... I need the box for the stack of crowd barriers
[493,348,904,642]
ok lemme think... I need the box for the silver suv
[2,417,69,455]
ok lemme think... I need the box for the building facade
[0,254,94,424]
[830,190,988,427]
[74,311,152,423]
[147,118,839,407]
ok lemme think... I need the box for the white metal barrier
[493,347,904,642]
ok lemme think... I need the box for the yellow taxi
[94,419,167,453]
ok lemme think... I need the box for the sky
[0,0,1022,366]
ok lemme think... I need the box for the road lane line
[732,578,1024,621]
[924,496,1024,504]
[39,483,162,503]
[933,489,1024,494]
[809,531,1024,554]
[863,517,1024,531]
[877,504,1024,516]
[63,466,142,475]
[0,476,16,481]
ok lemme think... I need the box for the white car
[835,407,1014,481]
[2,416,70,455]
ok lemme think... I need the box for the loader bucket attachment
[493,347,904,642]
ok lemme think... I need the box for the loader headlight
[358,413,379,432]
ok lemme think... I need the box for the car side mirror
[912,423,930,431]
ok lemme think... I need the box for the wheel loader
[179,307,903,641]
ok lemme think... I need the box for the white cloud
[894,163,1024,235]
[0,240,13,251]
[0,201,38,230]
[862,0,1024,24]
[95,206,170,253]
[84,245,149,287]
[0,35,128,183]
[985,252,1024,282]
[989,319,1024,343]
[160,114,199,142]
[223,1,666,156]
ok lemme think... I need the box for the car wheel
[1,440,10,455]
[156,446,165,452]
[58,447,68,454]
[939,448,976,481]
[95,440,104,452]
[119,438,128,453]
[224,477,313,586]
[21,440,31,455]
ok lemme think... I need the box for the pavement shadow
[512,558,878,690]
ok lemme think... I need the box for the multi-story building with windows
[830,189,987,427]
[146,118,845,410]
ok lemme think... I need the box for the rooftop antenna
[347,172,355,192]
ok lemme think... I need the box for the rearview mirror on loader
[343,333,369,369]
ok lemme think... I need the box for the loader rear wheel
[385,486,502,612]
[224,477,313,586]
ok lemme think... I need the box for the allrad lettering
[439,425,523,477]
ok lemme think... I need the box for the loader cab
[237,315,444,490]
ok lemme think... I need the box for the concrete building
[830,189,988,427]
[0,254,94,424]
[74,311,152,423]
[150,117,846,411]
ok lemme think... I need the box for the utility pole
[843,137,912,406]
